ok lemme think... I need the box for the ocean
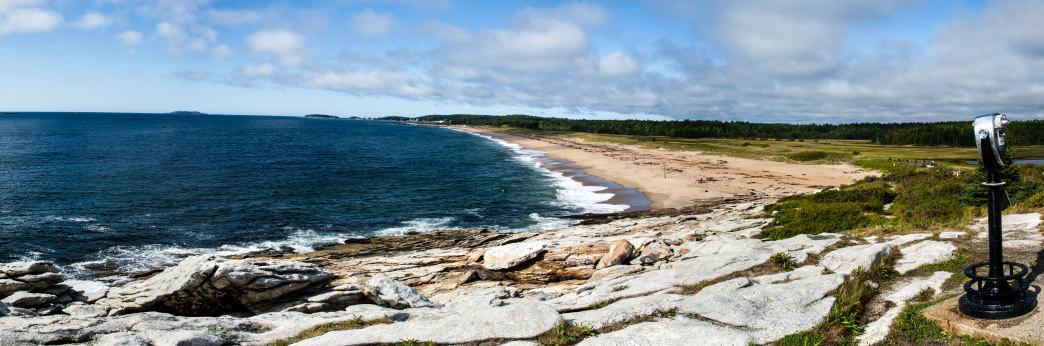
[0,112,647,284]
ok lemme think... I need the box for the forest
[400,114,1044,147]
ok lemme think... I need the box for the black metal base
[959,292,1036,319]
[958,261,1037,320]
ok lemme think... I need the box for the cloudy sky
[1,0,1042,122]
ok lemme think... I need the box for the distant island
[304,114,339,119]
[169,111,207,115]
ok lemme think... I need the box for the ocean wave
[44,216,97,223]
[63,227,350,286]
[374,217,458,237]
[452,128,628,214]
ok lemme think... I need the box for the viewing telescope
[958,113,1036,319]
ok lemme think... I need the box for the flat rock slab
[563,294,684,329]
[295,302,562,345]
[924,295,1044,345]
[677,273,844,344]
[894,241,956,274]
[577,318,752,346]
[820,243,893,275]
[483,241,548,270]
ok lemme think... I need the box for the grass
[536,322,596,346]
[770,252,796,271]
[611,285,629,292]
[267,316,393,346]
[777,253,898,345]
[588,297,619,310]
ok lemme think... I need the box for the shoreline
[454,126,876,209]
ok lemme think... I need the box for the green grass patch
[588,297,619,310]
[611,285,629,292]
[762,183,896,239]
[770,252,796,271]
[536,321,597,346]
[268,316,393,346]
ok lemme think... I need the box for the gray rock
[588,265,643,283]
[0,278,31,294]
[482,241,548,270]
[283,302,330,313]
[499,341,540,346]
[751,265,825,285]
[577,318,752,345]
[142,329,225,346]
[677,273,845,344]
[633,240,672,265]
[64,303,110,318]
[2,291,57,307]
[0,300,36,317]
[97,255,333,315]
[295,302,563,345]
[563,294,684,329]
[885,233,932,246]
[0,261,59,276]
[307,290,366,308]
[595,239,634,269]
[894,241,957,274]
[820,243,894,275]
[939,231,966,239]
[92,332,151,346]
[361,277,440,309]
[0,315,127,344]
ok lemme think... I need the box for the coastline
[453,125,875,209]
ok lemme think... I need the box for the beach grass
[478,125,1044,164]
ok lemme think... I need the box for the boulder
[595,239,634,269]
[577,318,752,346]
[0,261,59,277]
[0,278,31,295]
[633,240,672,265]
[1,291,57,307]
[820,243,894,275]
[97,255,333,316]
[482,241,548,270]
[361,277,440,309]
[294,302,563,345]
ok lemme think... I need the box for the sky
[1,0,1042,123]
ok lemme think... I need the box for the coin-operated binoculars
[959,113,1037,319]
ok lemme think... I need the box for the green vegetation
[611,285,629,292]
[405,114,1044,147]
[762,159,1044,238]
[267,316,393,346]
[762,182,897,239]
[588,297,619,310]
[770,252,796,271]
[779,255,898,345]
[536,322,596,346]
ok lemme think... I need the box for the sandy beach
[457,126,876,209]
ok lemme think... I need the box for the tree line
[400,114,1044,147]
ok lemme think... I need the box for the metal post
[958,113,1035,319]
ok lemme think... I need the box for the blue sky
[1,0,1042,123]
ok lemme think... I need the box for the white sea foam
[453,128,629,215]
[64,227,350,286]
[375,217,457,237]
[44,216,96,223]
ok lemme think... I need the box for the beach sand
[458,126,876,209]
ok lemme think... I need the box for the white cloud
[597,52,641,77]
[72,11,111,29]
[348,9,393,38]
[205,8,261,26]
[419,20,469,42]
[210,43,231,58]
[246,28,306,64]
[116,30,142,44]
[155,21,219,54]
[239,63,277,77]
[0,0,44,11]
[0,7,61,35]
[306,69,436,97]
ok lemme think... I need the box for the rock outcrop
[361,277,440,309]
[97,255,333,316]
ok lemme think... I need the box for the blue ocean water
[0,113,642,280]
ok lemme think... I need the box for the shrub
[787,151,829,161]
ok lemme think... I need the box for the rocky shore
[4,201,1029,345]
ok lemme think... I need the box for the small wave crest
[374,217,457,237]
[453,128,629,214]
